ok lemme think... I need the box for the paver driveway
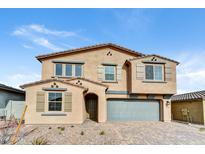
[18,120,205,145]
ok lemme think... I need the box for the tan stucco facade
[22,44,178,124]
[24,81,86,124]
[171,100,205,125]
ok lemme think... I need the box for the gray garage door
[107,100,160,121]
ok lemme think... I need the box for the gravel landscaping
[2,119,205,145]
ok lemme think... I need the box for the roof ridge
[36,43,145,62]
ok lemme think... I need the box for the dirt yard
[1,120,205,145]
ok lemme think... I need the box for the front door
[85,94,98,122]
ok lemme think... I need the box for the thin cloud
[29,24,77,37]
[175,52,205,94]
[13,24,77,37]
[1,73,41,89]
[113,9,151,31]
[33,37,64,51]
[22,44,33,49]
[12,24,82,51]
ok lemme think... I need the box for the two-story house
[20,43,179,124]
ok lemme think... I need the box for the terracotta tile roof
[67,77,109,88]
[128,54,179,65]
[0,83,25,94]
[36,43,145,62]
[171,90,205,102]
[20,79,87,90]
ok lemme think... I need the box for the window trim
[47,92,63,112]
[144,64,164,81]
[54,63,83,78]
[103,65,116,82]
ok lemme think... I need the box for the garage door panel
[107,100,160,121]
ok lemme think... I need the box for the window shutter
[97,65,104,81]
[64,92,72,112]
[165,64,172,81]
[117,65,122,81]
[36,91,45,112]
[136,64,145,80]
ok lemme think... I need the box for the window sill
[102,81,118,83]
[142,80,167,83]
[41,112,67,116]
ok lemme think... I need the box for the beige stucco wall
[23,47,177,124]
[130,56,177,94]
[69,79,107,122]
[171,100,204,124]
[41,47,138,92]
[24,81,86,124]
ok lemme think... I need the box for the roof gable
[129,54,179,65]
[20,79,87,90]
[36,43,145,62]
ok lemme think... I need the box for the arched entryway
[85,93,98,122]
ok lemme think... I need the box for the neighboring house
[0,83,25,119]
[171,90,205,125]
[20,43,179,124]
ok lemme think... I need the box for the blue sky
[0,9,205,94]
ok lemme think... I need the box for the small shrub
[32,137,48,145]
[60,127,65,131]
[57,126,65,131]
[199,128,205,132]
[99,131,105,135]
[48,127,52,130]
[80,131,84,136]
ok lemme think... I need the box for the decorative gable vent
[75,80,83,85]
[51,82,59,88]
[151,57,157,61]
[107,51,112,56]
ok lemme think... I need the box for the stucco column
[162,99,171,122]
[98,92,107,123]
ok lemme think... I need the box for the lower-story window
[48,92,62,111]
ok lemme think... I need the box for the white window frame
[144,64,164,81]
[103,65,116,82]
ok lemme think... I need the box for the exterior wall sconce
[166,100,170,105]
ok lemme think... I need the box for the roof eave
[35,43,145,62]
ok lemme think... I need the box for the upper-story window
[145,64,164,81]
[75,64,82,77]
[55,63,82,77]
[65,64,72,77]
[104,65,116,81]
[55,63,63,76]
